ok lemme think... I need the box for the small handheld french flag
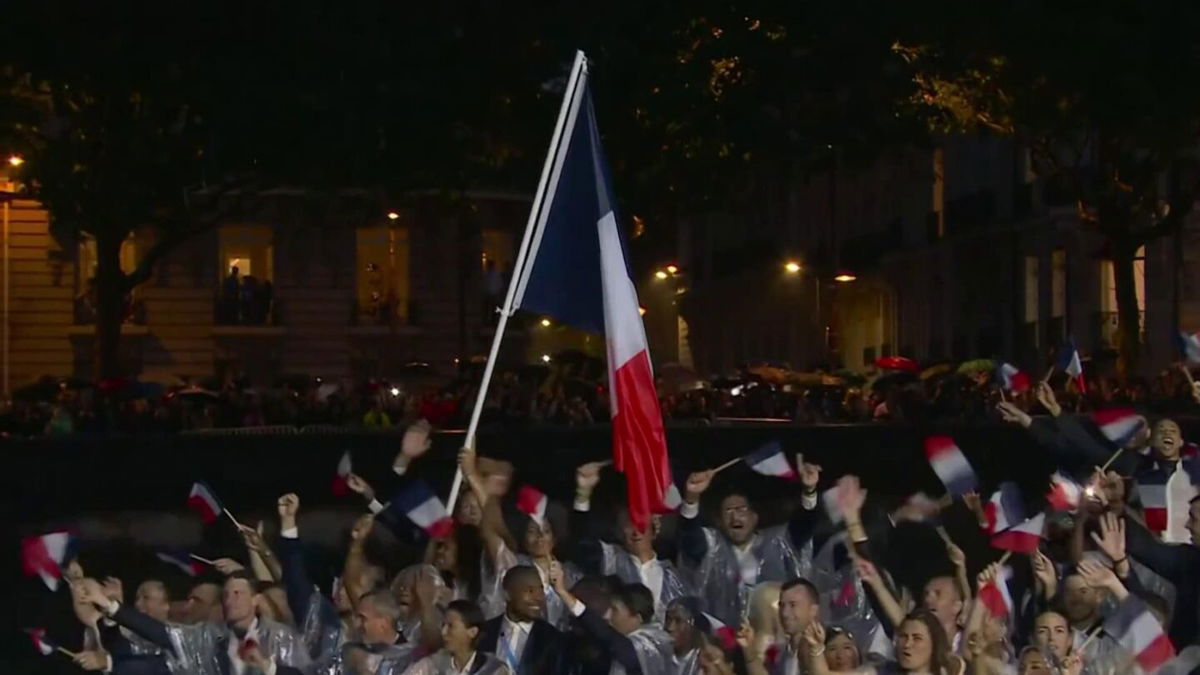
[995,362,1031,394]
[702,612,739,650]
[187,481,224,525]
[515,485,549,526]
[331,451,352,496]
[1177,330,1200,364]
[1045,471,1083,512]
[1057,339,1086,391]
[1090,408,1145,447]
[924,436,978,496]
[28,628,59,656]
[982,482,1024,535]
[20,531,74,591]
[1104,595,1176,674]
[390,481,454,539]
[978,567,1015,619]
[991,512,1045,553]
[156,550,206,577]
[743,441,797,481]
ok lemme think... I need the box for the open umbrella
[871,371,918,392]
[875,356,920,373]
[920,363,955,381]
[956,359,996,375]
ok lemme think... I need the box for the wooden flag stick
[997,550,1013,566]
[223,508,244,530]
[1041,365,1055,383]
[998,388,1008,403]
[935,526,954,545]
[1180,362,1195,386]
[56,646,78,659]
[189,554,217,565]
[1099,447,1124,473]
[1077,623,1105,652]
[711,457,742,475]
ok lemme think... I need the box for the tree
[894,1,1200,373]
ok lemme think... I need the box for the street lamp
[7,155,23,167]
[784,261,801,274]
[541,354,551,363]
[638,306,647,316]
[540,318,551,327]
[834,272,857,283]
[665,264,679,275]
[654,270,669,280]
[386,211,399,221]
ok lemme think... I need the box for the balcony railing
[214,289,278,326]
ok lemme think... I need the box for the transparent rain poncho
[161,617,311,675]
[689,522,812,626]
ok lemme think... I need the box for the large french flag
[991,512,1045,553]
[1090,408,1144,447]
[924,436,978,496]
[510,53,670,532]
[743,441,797,481]
[982,482,1024,535]
[1104,595,1176,674]
[389,480,455,539]
[21,531,74,591]
[187,481,223,525]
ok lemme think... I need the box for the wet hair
[898,609,954,674]
[502,565,541,593]
[446,600,486,645]
[571,576,613,615]
[780,577,820,605]
[613,583,656,624]
[924,574,963,601]
[224,570,258,590]
[360,588,402,624]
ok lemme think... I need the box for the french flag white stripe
[747,452,795,478]
[1139,484,1167,508]
[598,211,649,377]
[408,497,449,531]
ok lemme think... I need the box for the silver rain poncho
[342,640,417,675]
[398,650,510,674]
[300,590,349,675]
[612,624,674,675]
[598,541,694,624]
[809,533,881,659]
[688,523,811,625]
[161,617,311,675]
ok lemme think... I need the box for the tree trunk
[92,234,126,380]
[1110,245,1142,378]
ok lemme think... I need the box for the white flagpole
[446,50,589,513]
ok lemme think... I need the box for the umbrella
[747,364,790,384]
[174,385,219,401]
[11,376,68,403]
[957,359,996,375]
[875,356,920,372]
[658,362,707,395]
[920,363,955,381]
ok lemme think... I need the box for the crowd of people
[4,356,1200,437]
[24,376,1200,674]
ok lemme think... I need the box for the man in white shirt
[477,566,564,674]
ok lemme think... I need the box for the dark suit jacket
[476,615,563,675]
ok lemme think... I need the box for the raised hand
[399,419,433,461]
[802,621,825,650]
[855,558,883,586]
[798,457,822,491]
[835,474,867,520]
[277,493,300,530]
[350,513,375,543]
[996,402,1033,428]
[684,469,716,503]
[101,577,124,603]
[1031,550,1057,594]
[75,578,111,610]
[946,542,967,569]
[458,446,478,478]
[975,562,999,591]
[239,522,269,553]
[962,490,983,517]
[1061,653,1084,675]
[1035,381,1062,417]
[213,558,245,575]
[1077,559,1124,598]
[736,622,756,651]
[345,473,376,502]
[74,650,110,671]
[1090,512,1126,563]
[548,560,566,593]
[575,461,605,496]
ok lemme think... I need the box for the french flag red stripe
[21,532,73,591]
[187,481,223,525]
[991,512,1045,553]
[331,451,352,496]
[1045,471,1082,512]
[515,485,549,525]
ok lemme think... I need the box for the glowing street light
[784,261,802,274]
[654,270,669,280]
[386,211,399,221]
[834,272,857,283]
[540,318,551,327]
[7,155,24,167]
[541,354,552,363]
[665,263,679,275]
[389,387,400,396]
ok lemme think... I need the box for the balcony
[348,298,421,337]
[212,289,285,337]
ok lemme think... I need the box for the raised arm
[855,558,905,630]
[276,493,315,624]
[1119,510,1199,581]
[678,469,715,567]
[240,521,282,583]
[549,562,641,673]
[786,458,822,550]
[342,513,376,605]
[392,419,433,477]
[462,446,514,564]
[76,578,174,653]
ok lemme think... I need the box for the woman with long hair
[804,609,960,675]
